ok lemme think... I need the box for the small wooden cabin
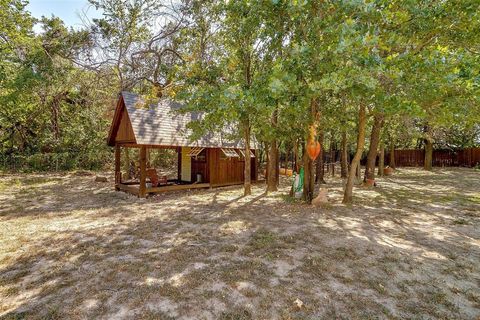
[107,92,258,197]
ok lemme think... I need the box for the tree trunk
[340,129,348,178]
[293,139,300,173]
[347,152,351,174]
[267,105,278,192]
[378,142,385,176]
[266,140,278,192]
[244,120,252,196]
[343,105,367,204]
[389,143,396,169]
[302,144,315,203]
[329,135,335,177]
[356,162,361,182]
[364,113,384,182]
[303,98,318,203]
[424,126,433,171]
[275,142,281,185]
[50,93,64,141]
[264,141,269,178]
[315,128,326,184]
[292,141,297,173]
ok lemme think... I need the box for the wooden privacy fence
[387,148,480,167]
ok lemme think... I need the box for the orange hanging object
[307,140,321,160]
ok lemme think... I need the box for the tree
[179,0,270,196]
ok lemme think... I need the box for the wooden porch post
[177,147,182,181]
[139,146,147,198]
[115,144,121,190]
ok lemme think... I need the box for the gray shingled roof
[121,92,249,148]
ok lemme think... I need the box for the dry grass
[0,167,479,319]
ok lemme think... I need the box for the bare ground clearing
[0,168,479,319]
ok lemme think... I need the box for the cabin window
[221,148,240,159]
[238,149,255,158]
[194,149,207,162]
[188,147,205,157]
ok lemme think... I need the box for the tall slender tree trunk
[343,105,367,204]
[244,119,252,196]
[424,125,433,171]
[364,114,384,182]
[329,135,335,177]
[347,152,351,174]
[276,142,281,185]
[292,140,298,173]
[303,145,314,203]
[389,143,396,169]
[293,139,300,173]
[267,141,278,192]
[315,128,326,184]
[340,129,348,178]
[356,162,361,182]
[264,142,269,178]
[303,98,318,203]
[378,142,385,176]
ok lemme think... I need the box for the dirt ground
[0,167,479,319]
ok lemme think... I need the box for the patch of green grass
[452,218,469,225]
[330,247,358,261]
[426,290,457,311]
[465,289,480,304]
[219,308,252,320]
[3,286,20,297]
[158,283,183,301]
[0,178,21,191]
[138,309,176,320]
[279,194,302,204]
[0,311,29,320]
[299,255,331,280]
[363,278,388,295]
[42,305,63,320]
[220,244,238,253]
[249,229,277,249]
[21,177,62,186]
[467,194,480,204]
[219,259,273,286]
[241,228,286,258]
[437,194,457,203]
[396,279,419,292]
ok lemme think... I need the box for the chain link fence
[0,150,112,172]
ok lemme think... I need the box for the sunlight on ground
[0,168,479,319]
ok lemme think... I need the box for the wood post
[115,144,121,190]
[177,147,182,181]
[124,147,130,180]
[378,143,385,176]
[139,146,147,198]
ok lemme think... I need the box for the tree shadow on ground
[0,168,479,319]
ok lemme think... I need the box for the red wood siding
[208,148,257,185]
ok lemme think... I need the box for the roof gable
[108,92,252,149]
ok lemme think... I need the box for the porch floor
[116,180,211,196]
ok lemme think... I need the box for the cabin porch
[116,180,212,197]
[114,143,258,198]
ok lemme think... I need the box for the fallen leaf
[294,298,304,309]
